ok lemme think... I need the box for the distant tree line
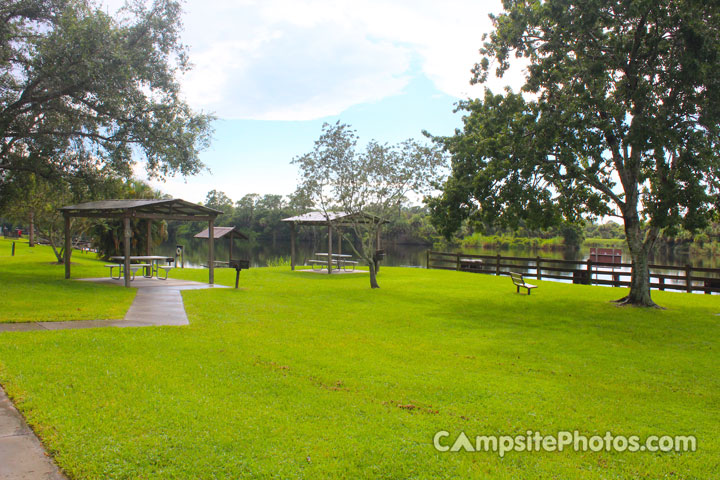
[3,178,715,260]
[165,189,442,248]
[449,218,720,256]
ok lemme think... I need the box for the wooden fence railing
[426,250,720,294]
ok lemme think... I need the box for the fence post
[685,264,692,293]
[456,252,461,271]
[536,256,542,280]
[496,254,501,276]
[586,259,593,285]
[426,250,429,269]
[11,241,15,256]
[659,276,665,291]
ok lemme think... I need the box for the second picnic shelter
[281,211,386,274]
[194,226,249,267]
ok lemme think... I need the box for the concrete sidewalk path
[0,278,228,333]
[0,387,66,480]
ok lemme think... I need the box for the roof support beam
[64,214,71,279]
[123,215,131,288]
[290,222,296,271]
[327,224,333,274]
[146,220,152,256]
[208,218,215,285]
[62,212,214,222]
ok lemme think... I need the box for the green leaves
[0,0,213,185]
[293,122,446,287]
[428,89,586,237]
[293,122,446,218]
[433,0,720,237]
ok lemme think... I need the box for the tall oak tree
[0,0,212,195]
[429,0,720,306]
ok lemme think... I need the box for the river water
[157,235,719,270]
[157,236,430,268]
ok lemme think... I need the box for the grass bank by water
[459,234,627,251]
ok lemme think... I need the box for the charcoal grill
[229,259,250,288]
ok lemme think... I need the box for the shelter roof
[281,211,387,226]
[60,199,222,220]
[194,226,249,240]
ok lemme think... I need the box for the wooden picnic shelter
[194,226,249,266]
[60,199,223,287]
[281,211,385,274]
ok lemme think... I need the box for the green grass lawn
[0,241,718,478]
[0,239,135,322]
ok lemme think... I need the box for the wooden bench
[510,272,537,295]
[158,265,174,280]
[127,264,152,280]
[132,263,153,278]
[106,263,151,280]
[104,264,122,280]
[307,259,335,270]
[157,259,175,280]
[307,254,357,271]
[201,261,230,268]
[339,260,358,271]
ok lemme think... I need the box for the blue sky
[174,73,466,202]
[105,0,527,202]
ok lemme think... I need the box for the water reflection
[156,235,719,270]
[156,236,430,268]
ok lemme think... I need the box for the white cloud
[104,0,526,120]
[181,0,416,120]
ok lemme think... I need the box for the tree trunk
[28,210,35,247]
[332,224,382,289]
[38,226,64,263]
[616,215,659,307]
[368,261,380,289]
[50,244,63,263]
[623,244,654,306]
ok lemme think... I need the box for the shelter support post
[337,228,342,255]
[290,223,296,270]
[209,218,215,285]
[229,232,233,263]
[123,216,131,288]
[375,223,382,273]
[64,214,71,279]
[146,220,152,256]
[327,224,333,274]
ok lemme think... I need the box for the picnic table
[309,253,358,271]
[108,256,175,280]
